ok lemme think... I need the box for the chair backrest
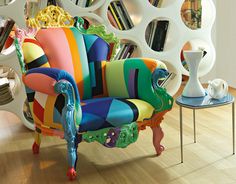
[16,5,119,100]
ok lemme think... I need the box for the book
[116,1,134,29]
[110,2,125,30]
[125,45,136,59]
[115,2,129,30]
[148,21,158,47]
[107,10,119,29]
[0,19,15,52]
[108,4,123,30]
[151,20,169,51]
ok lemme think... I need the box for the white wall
[201,0,216,83]
[215,0,236,88]
[203,0,236,88]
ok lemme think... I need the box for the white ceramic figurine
[208,79,228,99]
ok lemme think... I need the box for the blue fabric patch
[83,34,98,52]
[86,36,109,62]
[79,97,137,132]
[79,113,109,132]
[106,99,134,126]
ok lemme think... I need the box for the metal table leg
[193,109,196,143]
[233,102,235,155]
[180,106,183,163]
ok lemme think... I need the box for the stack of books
[0,19,15,53]
[149,0,164,7]
[181,0,202,29]
[70,0,94,7]
[114,43,137,60]
[107,1,134,30]
[146,20,169,52]
[0,77,14,105]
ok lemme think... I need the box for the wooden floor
[1,86,236,184]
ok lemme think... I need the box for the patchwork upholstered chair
[14,6,173,180]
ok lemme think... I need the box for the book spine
[118,0,134,28]
[0,20,15,52]
[120,44,130,59]
[151,20,169,52]
[114,2,129,30]
[109,4,123,30]
[107,10,119,29]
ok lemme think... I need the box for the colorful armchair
[14,6,173,180]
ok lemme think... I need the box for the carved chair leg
[66,135,79,180]
[32,130,41,154]
[151,125,165,156]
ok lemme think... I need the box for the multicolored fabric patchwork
[83,34,109,62]
[89,60,108,97]
[106,58,170,112]
[35,27,91,100]
[32,92,63,136]
[79,97,154,132]
[83,34,110,98]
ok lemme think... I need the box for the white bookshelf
[0,0,216,130]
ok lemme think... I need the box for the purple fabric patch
[128,69,138,98]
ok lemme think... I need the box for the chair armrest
[23,67,82,127]
[105,58,173,112]
[23,67,80,101]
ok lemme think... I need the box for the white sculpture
[182,50,205,97]
[208,79,228,99]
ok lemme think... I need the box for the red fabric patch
[24,38,42,47]
[33,99,44,123]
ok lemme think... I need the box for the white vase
[182,50,205,97]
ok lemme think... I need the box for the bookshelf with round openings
[0,0,216,130]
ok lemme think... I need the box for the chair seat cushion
[79,97,154,132]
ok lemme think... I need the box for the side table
[176,92,235,163]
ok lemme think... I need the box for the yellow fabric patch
[127,99,154,121]
[22,42,45,64]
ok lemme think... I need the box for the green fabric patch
[106,60,129,97]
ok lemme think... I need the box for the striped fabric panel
[35,27,91,100]
[69,28,91,99]
[22,37,50,70]
[32,92,63,132]
[89,60,108,97]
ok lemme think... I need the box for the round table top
[176,92,235,109]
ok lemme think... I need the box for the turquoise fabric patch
[106,99,134,127]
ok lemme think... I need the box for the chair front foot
[32,142,40,154]
[151,126,165,156]
[67,167,77,180]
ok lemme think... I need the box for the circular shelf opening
[0,15,16,56]
[180,39,215,77]
[0,0,14,6]
[107,0,142,31]
[145,18,179,52]
[67,0,103,9]
[114,39,140,60]
[157,60,181,96]
[0,66,21,106]
[181,0,215,30]
[149,0,177,8]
